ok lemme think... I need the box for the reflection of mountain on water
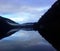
[0,30,56,51]
[0,16,56,51]
[20,23,36,31]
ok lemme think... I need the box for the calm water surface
[0,30,56,51]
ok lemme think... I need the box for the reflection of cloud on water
[0,30,56,51]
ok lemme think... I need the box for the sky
[0,0,57,51]
[0,0,56,23]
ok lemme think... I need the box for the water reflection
[0,30,55,51]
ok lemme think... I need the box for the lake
[0,30,56,51]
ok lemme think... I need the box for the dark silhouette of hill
[33,0,60,50]
[0,16,35,39]
[0,16,21,39]
[0,0,59,51]
[20,23,37,31]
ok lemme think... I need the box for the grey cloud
[0,0,56,14]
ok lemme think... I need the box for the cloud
[2,6,50,23]
[0,0,56,14]
[0,0,56,23]
[0,1,56,51]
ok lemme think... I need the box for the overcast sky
[0,0,56,23]
[0,0,57,51]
